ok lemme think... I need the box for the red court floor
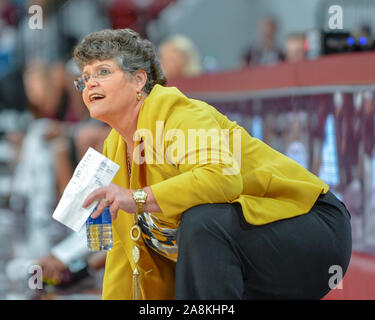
[323,251,375,300]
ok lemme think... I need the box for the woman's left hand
[82,183,137,220]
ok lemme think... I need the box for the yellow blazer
[101,84,329,300]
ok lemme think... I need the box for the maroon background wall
[170,52,375,94]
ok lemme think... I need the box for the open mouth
[89,93,105,102]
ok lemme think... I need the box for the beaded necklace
[127,146,141,300]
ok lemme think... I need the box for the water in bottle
[86,206,113,251]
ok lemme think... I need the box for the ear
[134,70,148,92]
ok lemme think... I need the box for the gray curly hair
[73,28,167,93]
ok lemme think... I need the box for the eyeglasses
[74,65,117,92]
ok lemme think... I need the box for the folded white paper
[52,147,120,232]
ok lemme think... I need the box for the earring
[136,93,142,101]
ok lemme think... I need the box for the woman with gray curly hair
[76,28,351,300]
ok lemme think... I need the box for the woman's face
[81,59,140,123]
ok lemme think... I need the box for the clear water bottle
[86,206,113,251]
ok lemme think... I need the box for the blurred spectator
[284,108,309,168]
[14,1,66,119]
[13,0,109,113]
[7,0,111,197]
[242,17,284,66]
[353,24,374,52]
[361,91,375,242]
[36,230,106,287]
[3,1,111,268]
[45,59,111,199]
[0,0,20,26]
[108,0,176,38]
[284,33,306,63]
[15,0,63,69]
[263,34,307,168]
[309,95,332,176]
[5,56,110,295]
[158,34,202,80]
[57,0,110,61]
[334,93,361,189]
[0,0,19,78]
[17,57,111,197]
[0,67,27,111]
[15,0,109,66]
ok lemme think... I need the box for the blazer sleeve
[150,101,243,220]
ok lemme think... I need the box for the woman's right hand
[82,183,137,221]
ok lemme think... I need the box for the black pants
[174,191,352,299]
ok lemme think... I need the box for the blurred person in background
[3,0,111,271]
[350,24,374,52]
[263,33,308,167]
[8,0,110,201]
[14,0,66,116]
[107,0,176,38]
[0,0,20,27]
[73,28,351,300]
[32,59,110,291]
[309,95,331,176]
[14,0,110,115]
[263,33,308,160]
[0,0,19,78]
[36,237,107,288]
[283,34,308,167]
[360,91,375,242]
[284,109,309,169]
[6,58,110,292]
[284,32,306,63]
[0,0,25,113]
[158,34,202,80]
[242,16,284,66]
[333,93,361,192]
[45,58,111,199]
